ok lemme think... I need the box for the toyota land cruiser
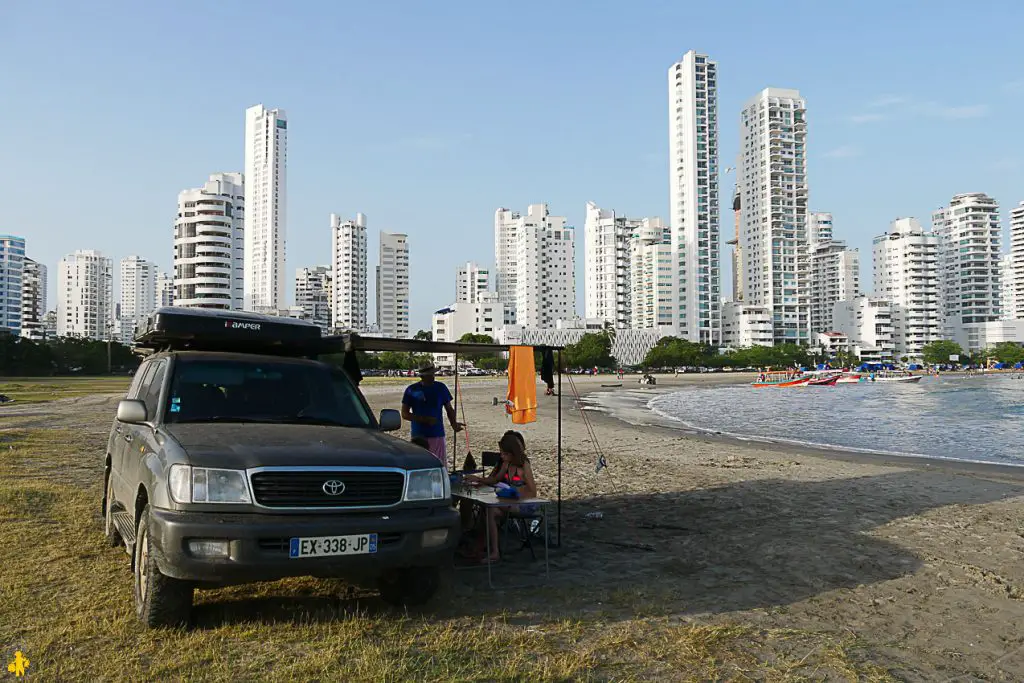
[101,308,458,627]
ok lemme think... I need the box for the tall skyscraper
[932,193,1002,336]
[629,217,674,331]
[120,256,157,320]
[668,50,720,344]
[20,257,47,340]
[1008,202,1024,320]
[0,235,25,334]
[295,265,332,331]
[57,250,113,340]
[1001,254,1016,322]
[377,232,410,338]
[175,172,245,310]
[157,271,174,308]
[872,218,942,360]
[243,104,287,311]
[456,261,490,304]
[330,213,368,331]
[494,207,520,319]
[514,203,576,328]
[808,240,860,335]
[726,189,743,301]
[584,202,638,329]
[738,87,809,345]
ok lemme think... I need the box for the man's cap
[418,364,437,376]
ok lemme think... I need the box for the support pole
[556,348,562,549]
[452,352,459,471]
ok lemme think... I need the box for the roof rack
[134,307,323,355]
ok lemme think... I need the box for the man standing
[401,364,463,467]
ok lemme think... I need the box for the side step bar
[112,511,136,551]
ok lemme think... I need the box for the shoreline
[576,374,1024,483]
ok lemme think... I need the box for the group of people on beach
[400,363,539,564]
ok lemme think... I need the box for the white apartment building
[57,250,113,340]
[431,292,512,366]
[816,331,850,358]
[832,296,895,363]
[872,218,941,360]
[376,232,410,338]
[807,211,833,247]
[808,239,860,336]
[295,265,332,331]
[494,207,520,318]
[953,319,1024,354]
[157,271,174,308]
[513,204,576,329]
[456,261,489,304]
[630,217,674,331]
[0,235,25,334]
[1000,254,1016,321]
[739,87,809,345]
[727,190,743,301]
[668,50,720,344]
[932,193,1002,336]
[175,172,245,310]
[584,202,638,328]
[1008,202,1024,320]
[330,213,368,332]
[243,104,287,311]
[20,257,46,340]
[721,301,773,348]
[120,256,157,319]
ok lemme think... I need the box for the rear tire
[103,475,122,547]
[377,566,441,607]
[133,505,193,628]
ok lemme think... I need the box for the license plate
[289,533,378,558]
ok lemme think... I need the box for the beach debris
[585,511,604,520]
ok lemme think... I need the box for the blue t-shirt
[402,381,453,438]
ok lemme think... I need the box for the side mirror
[117,399,148,424]
[378,409,401,432]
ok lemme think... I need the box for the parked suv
[102,308,458,627]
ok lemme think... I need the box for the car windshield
[165,359,372,427]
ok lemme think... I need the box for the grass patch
[0,377,131,404]
[0,426,898,681]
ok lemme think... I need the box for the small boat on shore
[752,372,812,388]
[867,370,922,383]
[806,373,841,386]
[836,372,863,384]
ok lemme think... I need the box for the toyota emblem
[322,479,346,496]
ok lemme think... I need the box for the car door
[123,359,167,503]
[110,361,153,505]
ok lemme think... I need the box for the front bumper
[147,505,459,585]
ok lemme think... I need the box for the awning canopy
[314,333,563,355]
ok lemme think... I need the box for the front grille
[250,470,405,508]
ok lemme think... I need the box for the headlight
[168,464,252,504]
[404,468,448,501]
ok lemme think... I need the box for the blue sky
[3,1,1024,331]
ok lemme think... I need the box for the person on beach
[401,364,463,467]
[464,431,537,563]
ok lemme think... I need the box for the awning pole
[452,352,458,471]
[556,348,562,549]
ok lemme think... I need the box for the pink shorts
[425,436,447,468]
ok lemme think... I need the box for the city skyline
[6,3,1024,330]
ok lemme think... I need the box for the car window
[164,359,372,427]
[141,361,167,419]
[127,362,152,399]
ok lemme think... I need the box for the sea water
[646,374,1024,466]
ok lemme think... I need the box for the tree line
[0,335,141,376]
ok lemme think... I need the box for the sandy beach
[2,373,1023,679]
[368,373,1024,679]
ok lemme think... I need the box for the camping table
[451,482,551,588]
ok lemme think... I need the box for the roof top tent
[135,307,567,547]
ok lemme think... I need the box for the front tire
[377,566,441,607]
[133,505,193,628]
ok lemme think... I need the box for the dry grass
[0,426,898,682]
[0,377,132,404]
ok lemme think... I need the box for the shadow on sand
[189,470,1022,628]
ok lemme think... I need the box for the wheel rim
[138,528,149,603]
